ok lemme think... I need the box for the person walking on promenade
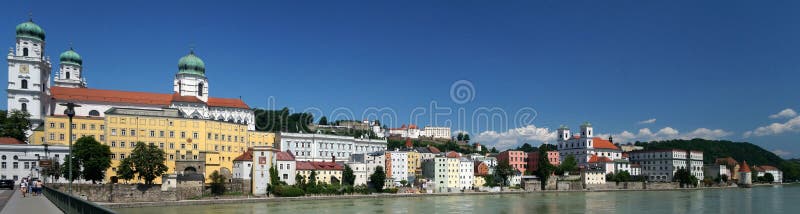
[20,179,28,198]
[28,179,35,196]
[35,179,43,196]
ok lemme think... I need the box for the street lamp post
[60,102,80,194]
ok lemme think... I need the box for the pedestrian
[28,179,35,196]
[35,179,43,196]
[20,179,27,198]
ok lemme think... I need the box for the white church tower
[54,46,87,88]
[7,18,51,130]
[173,50,209,102]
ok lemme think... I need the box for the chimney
[332,155,336,163]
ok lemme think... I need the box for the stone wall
[48,184,178,203]
[584,182,681,190]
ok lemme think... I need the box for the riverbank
[101,184,768,209]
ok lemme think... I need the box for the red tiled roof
[758,165,779,171]
[50,86,249,109]
[715,157,739,166]
[592,137,619,150]
[739,161,751,172]
[0,137,24,145]
[446,151,461,158]
[588,154,613,163]
[233,149,253,161]
[296,161,343,171]
[276,151,296,161]
[428,146,441,154]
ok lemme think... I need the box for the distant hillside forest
[634,138,800,182]
[254,108,314,133]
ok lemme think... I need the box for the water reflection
[117,185,799,214]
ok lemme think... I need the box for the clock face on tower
[19,64,29,74]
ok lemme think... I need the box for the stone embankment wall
[48,184,178,203]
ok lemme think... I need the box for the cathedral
[7,18,256,134]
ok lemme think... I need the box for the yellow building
[406,150,421,179]
[296,161,343,184]
[473,176,486,188]
[32,108,274,184]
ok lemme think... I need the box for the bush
[275,185,305,197]
[383,188,398,194]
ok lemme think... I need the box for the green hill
[634,138,799,182]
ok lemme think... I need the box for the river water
[116,184,799,214]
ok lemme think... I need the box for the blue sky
[2,1,799,157]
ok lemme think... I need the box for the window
[160,131,165,137]
[198,82,204,96]
[100,135,105,141]
[66,72,71,79]
[169,154,174,160]
[208,133,212,139]
[91,124,96,130]
[111,129,117,136]
[81,124,86,130]
[100,125,105,130]
[22,48,28,56]
[181,132,186,138]
[1,162,5,169]
[130,142,135,147]
[49,123,55,128]
[89,110,100,117]
[111,154,116,159]
[49,133,54,140]
[60,123,65,129]
[111,141,116,147]
[170,143,174,149]
[159,142,165,148]
[13,162,18,169]
[120,142,126,148]
[169,131,175,138]
[193,144,198,150]
[120,154,125,159]
[130,129,136,136]
[59,134,64,140]
[121,129,127,136]
[193,132,198,139]
[181,144,186,149]
[21,103,27,112]
[150,131,155,137]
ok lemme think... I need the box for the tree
[763,173,775,183]
[494,160,515,189]
[369,166,386,192]
[720,174,729,183]
[116,158,135,183]
[72,136,112,183]
[308,170,318,189]
[270,164,280,188]
[517,143,536,153]
[482,175,497,187]
[399,180,408,187]
[490,147,499,153]
[61,155,81,182]
[674,168,694,188]
[42,157,62,181]
[617,171,631,182]
[209,170,226,195]
[0,110,31,142]
[534,145,555,190]
[295,173,307,190]
[122,142,168,185]
[456,133,464,141]
[463,134,470,142]
[319,116,328,125]
[343,164,355,186]
[557,155,578,175]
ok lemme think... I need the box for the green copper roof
[15,20,45,41]
[581,121,592,127]
[178,51,205,76]
[59,48,82,66]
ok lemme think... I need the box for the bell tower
[7,17,51,131]
[174,50,209,102]
[54,46,87,88]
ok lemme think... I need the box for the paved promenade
[0,189,62,214]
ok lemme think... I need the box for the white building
[422,156,450,193]
[421,126,451,139]
[386,150,409,184]
[277,132,386,162]
[276,151,296,185]
[629,149,704,182]
[704,164,731,180]
[387,124,420,139]
[470,155,497,174]
[556,123,622,166]
[7,20,52,131]
[458,157,474,190]
[232,150,253,180]
[0,142,69,184]
[582,169,606,185]
[754,165,783,183]
[350,152,385,186]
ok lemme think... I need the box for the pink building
[527,151,560,172]
[497,150,527,174]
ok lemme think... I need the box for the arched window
[89,110,100,117]
[198,82,204,96]
[177,81,182,92]
[21,79,27,89]
[66,72,71,79]
[21,103,27,112]
[22,48,28,56]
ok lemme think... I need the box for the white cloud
[602,127,732,143]
[772,149,791,158]
[769,109,797,119]
[744,116,800,138]
[474,125,557,151]
[637,118,656,124]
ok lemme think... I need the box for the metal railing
[42,185,117,214]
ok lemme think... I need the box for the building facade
[276,151,297,185]
[0,143,69,183]
[556,123,622,166]
[276,132,386,162]
[497,150,527,174]
[628,149,704,182]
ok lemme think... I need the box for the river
[116,184,799,214]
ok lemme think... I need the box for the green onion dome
[177,50,205,76]
[59,48,82,66]
[15,20,45,41]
